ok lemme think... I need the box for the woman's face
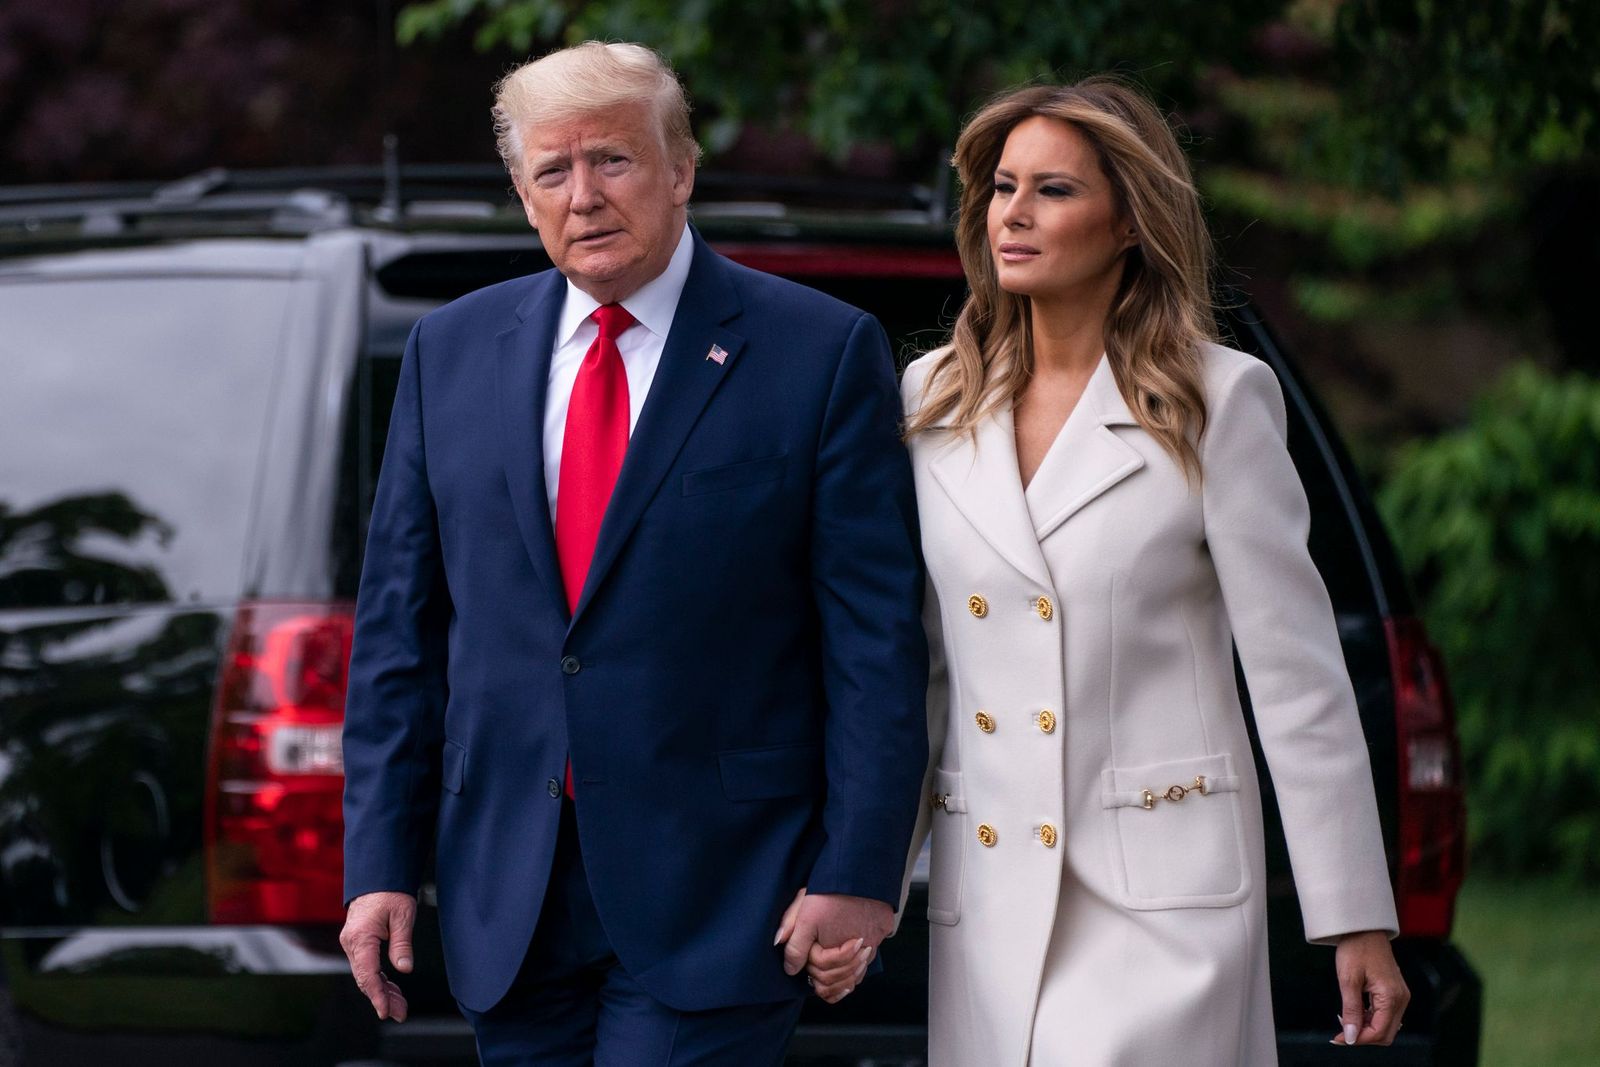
[987,115,1135,305]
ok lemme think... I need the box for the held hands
[774,887,892,1004]
[1331,930,1410,1047]
[339,891,418,1023]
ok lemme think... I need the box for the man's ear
[671,153,696,208]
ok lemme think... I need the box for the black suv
[0,168,1479,1066]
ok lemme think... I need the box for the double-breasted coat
[899,343,1399,1066]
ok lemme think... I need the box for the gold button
[1039,823,1058,848]
[1037,709,1056,734]
[1035,596,1054,621]
[977,824,997,847]
[968,594,988,618]
[975,711,995,733]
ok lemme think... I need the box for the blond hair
[492,42,702,183]
[907,77,1215,481]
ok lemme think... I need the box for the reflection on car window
[0,276,292,609]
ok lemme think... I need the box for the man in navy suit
[338,41,928,1065]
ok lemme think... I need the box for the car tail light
[1385,616,1467,938]
[204,601,353,924]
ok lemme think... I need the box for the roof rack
[0,163,948,246]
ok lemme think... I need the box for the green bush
[1379,365,1600,878]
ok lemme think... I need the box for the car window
[0,275,292,610]
[787,274,970,367]
[349,267,1378,620]
[352,272,967,473]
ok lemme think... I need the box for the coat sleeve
[893,357,949,926]
[1201,355,1398,943]
[341,316,451,904]
[896,575,948,928]
[804,313,930,907]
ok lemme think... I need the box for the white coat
[900,343,1399,1066]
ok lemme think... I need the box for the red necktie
[555,303,635,797]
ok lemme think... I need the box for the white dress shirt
[544,224,694,520]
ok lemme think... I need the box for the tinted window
[0,276,292,609]
[350,267,1377,621]
[773,274,970,368]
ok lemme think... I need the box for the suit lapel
[1026,355,1145,541]
[570,232,746,623]
[496,269,570,620]
[927,403,1054,589]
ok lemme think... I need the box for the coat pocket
[718,741,821,801]
[926,767,966,925]
[681,454,788,496]
[1100,752,1250,909]
[441,739,466,795]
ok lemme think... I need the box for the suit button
[1038,823,1058,848]
[1037,709,1057,734]
[975,711,995,733]
[1035,596,1054,621]
[967,594,988,618]
[547,777,561,798]
[560,655,582,675]
[977,824,997,847]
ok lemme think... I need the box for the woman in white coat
[806,78,1411,1064]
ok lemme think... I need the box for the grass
[1453,876,1600,1066]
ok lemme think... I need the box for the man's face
[514,102,694,304]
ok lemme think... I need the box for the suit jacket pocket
[1100,752,1250,909]
[681,454,788,496]
[926,767,966,925]
[718,741,821,801]
[442,738,466,795]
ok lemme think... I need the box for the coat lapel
[495,268,570,620]
[570,232,746,622]
[927,403,1054,589]
[1026,355,1145,541]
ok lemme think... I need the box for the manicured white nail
[1343,1023,1358,1046]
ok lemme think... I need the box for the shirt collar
[554,223,694,348]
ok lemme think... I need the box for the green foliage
[1379,366,1600,877]
[1203,165,1508,271]
[1336,0,1600,187]
[395,0,1284,159]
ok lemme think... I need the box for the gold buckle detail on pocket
[931,792,948,810]
[1142,775,1209,809]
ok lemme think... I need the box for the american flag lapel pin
[705,343,728,365]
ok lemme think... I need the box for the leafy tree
[1379,366,1600,878]
[1336,0,1599,188]
[396,0,1285,159]
[0,0,512,181]
[396,0,1599,184]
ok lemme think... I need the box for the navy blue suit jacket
[342,229,929,1014]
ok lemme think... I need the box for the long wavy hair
[906,77,1215,481]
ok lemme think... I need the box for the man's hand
[339,891,417,1022]
[774,888,891,1003]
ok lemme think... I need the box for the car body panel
[0,188,1477,1063]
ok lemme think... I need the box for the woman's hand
[1332,930,1410,1046]
[773,887,875,1004]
